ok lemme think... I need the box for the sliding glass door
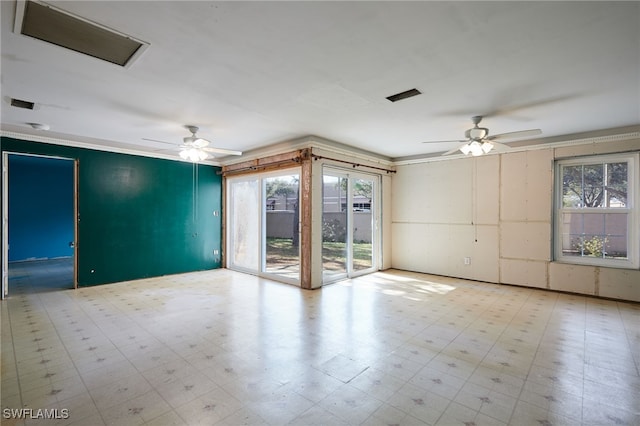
[322,174,348,281]
[263,174,300,281]
[351,176,375,272]
[227,170,301,285]
[228,177,260,272]
[228,167,377,286]
[322,168,378,283]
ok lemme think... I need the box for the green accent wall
[1,136,222,286]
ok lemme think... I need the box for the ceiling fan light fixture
[179,147,208,162]
[481,141,494,154]
[469,141,484,156]
[458,140,494,156]
[436,116,538,157]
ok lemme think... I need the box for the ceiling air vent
[386,88,422,102]
[14,0,148,67]
[10,98,35,110]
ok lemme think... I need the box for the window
[555,153,639,269]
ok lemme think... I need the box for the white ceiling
[1,1,639,162]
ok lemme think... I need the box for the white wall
[391,139,640,302]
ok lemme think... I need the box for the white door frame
[2,153,8,299]
[322,166,380,284]
[1,152,77,299]
[226,169,303,287]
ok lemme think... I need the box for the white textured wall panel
[500,259,548,288]
[424,224,455,276]
[500,150,553,222]
[437,160,474,224]
[471,225,500,282]
[598,268,640,302]
[390,142,638,301]
[446,224,475,278]
[524,149,553,222]
[390,222,496,279]
[391,164,426,223]
[392,159,473,224]
[475,156,500,225]
[500,221,552,261]
[500,151,528,221]
[390,222,430,272]
[549,263,596,295]
[381,173,393,270]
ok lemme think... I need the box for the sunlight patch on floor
[348,271,457,299]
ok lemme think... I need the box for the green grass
[266,237,299,266]
[266,237,372,270]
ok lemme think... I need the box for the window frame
[554,152,639,269]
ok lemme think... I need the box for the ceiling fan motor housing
[466,126,489,140]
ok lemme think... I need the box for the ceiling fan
[144,125,242,162]
[424,116,542,156]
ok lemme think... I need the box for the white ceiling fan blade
[202,147,243,156]
[487,141,512,152]
[488,129,541,141]
[422,139,467,144]
[441,142,469,156]
[437,93,581,119]
[142,137,175,145]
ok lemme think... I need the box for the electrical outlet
[213,249,219,255]
[464,257,471,265]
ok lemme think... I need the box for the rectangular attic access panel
[15,0,148,67]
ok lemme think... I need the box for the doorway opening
[2,153,77,298]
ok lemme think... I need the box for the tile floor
[1,264,639,425]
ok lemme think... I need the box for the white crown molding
[219,134,394,169]
[542,131,640,148]
[4,127,638,169]
[0,130,222,166]
[392,130,640,166]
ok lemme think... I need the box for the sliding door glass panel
[352,177,374,272]
[263,174,300,280]
[322,174,348,281]
[229,178,260,272]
